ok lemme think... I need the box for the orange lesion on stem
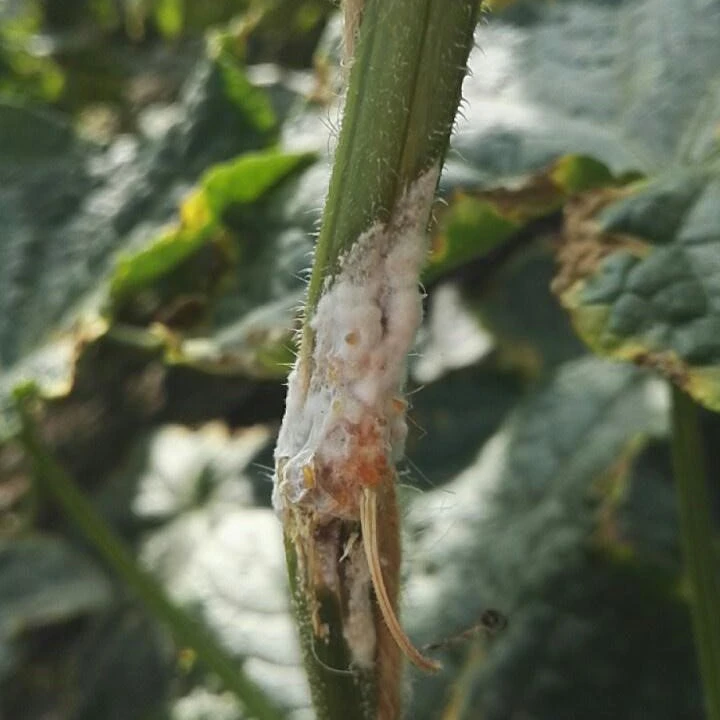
[284,406,440,679]
[322,415,439,673]
[312,417,389,514]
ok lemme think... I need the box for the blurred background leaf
[1,0,719,718]
[554,166,720,411]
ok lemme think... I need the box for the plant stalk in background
[272,1,479,718]
[671,387,720,720]
[16,391,283,720]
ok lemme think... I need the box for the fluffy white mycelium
[273,163,440,521]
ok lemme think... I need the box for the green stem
[17,398,284,720]
[304,0,478,338]
[282,1,479,718]
[671,385,720,720]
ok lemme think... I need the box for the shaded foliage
[1,1,719,719]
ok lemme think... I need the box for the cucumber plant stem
[278,1,479,717]
[671,385,720,720]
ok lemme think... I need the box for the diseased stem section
[360,487,439,673]
[671,386,720,720]
[274,1,478,718]
[275,166,441,717]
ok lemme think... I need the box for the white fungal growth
[341,537,375,669]
[273,163,440,521]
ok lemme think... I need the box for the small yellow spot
[180,188,212,229]
[345,330,359,345]
[303,464,316,489]
[177,647,196,673]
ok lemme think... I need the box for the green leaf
[99,424,311,715]
[0,536,112,676]
[433,0,720,324]
[0,535,111,633]
[426,194,518,281]
[426,154,618,283]
[106,149,314,381]
[403,357,703,720]
[1,599,170,720]
[0,52,278,361]
[554,165,720,410]
[3,4,716,718]
[476,246,588,375]
[108,226,224,311]
[71,606,173,720]
[458,0,720,179]
[0,103,77,164]
[108,149,314,309]
[201,149,316,216]
[154,0,184,38]
[210,31,277,134]
[403,363,522,489]
[18,407,286,720]
[0,54,314,440]
[182,292,302,379]
[0,3,65,103]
